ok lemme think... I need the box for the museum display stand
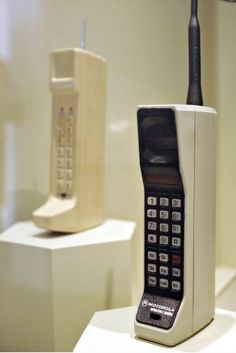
[0,219,136,352]
[73,305,236,353]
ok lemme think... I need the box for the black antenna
[187,0,203,106]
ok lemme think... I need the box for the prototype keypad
[145,193,184,298]
[55,106,74,198]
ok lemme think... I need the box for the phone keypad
[147,234,157,243]
[148,221,157,231]
[145,193,184,298]
[147,196,157,206]
[159,235,168,245]
[55,106,75,198]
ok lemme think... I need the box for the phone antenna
[186,0,203,106]
[80,17,87,49]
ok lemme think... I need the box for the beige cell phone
[135,0,216,345]
[135,104,216,346]
[33,48,106,233]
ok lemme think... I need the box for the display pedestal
[73,306,236,353]
[0,219,136,352]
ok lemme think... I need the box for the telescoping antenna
[187,0,203,106]
[80,17,87,49]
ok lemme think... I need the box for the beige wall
[215,1,236,267]
[0,0,235,299]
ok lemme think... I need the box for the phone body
[33,48,106,233]
[135,104,216,346]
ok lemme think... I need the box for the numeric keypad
[55,106,75,198]
[145,193,184,297]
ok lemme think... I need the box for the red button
[172,255,181,265]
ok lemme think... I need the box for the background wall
[215,1,236,268]
[0,0,234,300]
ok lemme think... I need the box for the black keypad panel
[145,193,184,299]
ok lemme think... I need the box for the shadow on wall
[0,58,43,231]
[0,57,16,230]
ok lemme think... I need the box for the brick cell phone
[33,48,106,233]
[135,0,216,345]
[134,104,216,346]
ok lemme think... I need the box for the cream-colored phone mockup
[33,48,106,233]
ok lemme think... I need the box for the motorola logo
[141,299,149,307]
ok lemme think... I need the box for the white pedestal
[73,306,236,353]
[0,219,136,352]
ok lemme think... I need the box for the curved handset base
[33,197,77,233]
[135,309,214,347]
[135,104,216,346]
[33,195,103,234]
[135,289,214,347]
